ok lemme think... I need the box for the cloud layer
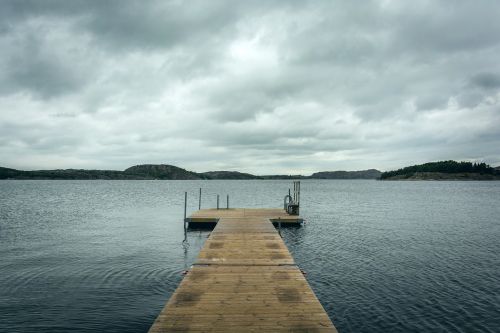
[1,0,499,174]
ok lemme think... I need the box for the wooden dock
[149,208,337,332]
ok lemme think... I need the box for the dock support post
[184,191,187,232]
[199,188,201,210]
[297,182,300,205]
[293,182,296,202]
[184,192,187,220]
[278,217,282,237]
[217,195,219,209]
[227,195,229,209]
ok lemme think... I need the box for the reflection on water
[1,180,499,332]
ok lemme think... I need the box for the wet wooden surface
[148,209,337,332]
[187,208,303,224]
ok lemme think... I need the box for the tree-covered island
[380,160,500,180]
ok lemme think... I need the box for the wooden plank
[188,208,303,225]
[149,208,337,332]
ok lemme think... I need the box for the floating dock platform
[185,208,304,229]
[149,208,337,332]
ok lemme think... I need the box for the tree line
[380,160,496,179]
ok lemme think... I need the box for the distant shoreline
[0,164,381,180]
[2,161,499,181]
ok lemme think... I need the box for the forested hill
[124,164,205,180]
[380,161,500,180]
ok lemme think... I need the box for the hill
[124,164,205,180]
[310,169,381,179]
[201,171,262,180]
[380,161,500,180]
[0,167,22,179]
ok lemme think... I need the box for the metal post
[198,188,201,210]
[184,191,187,232]
[217,194,219,210]
[227,195,229,209]
[293,182,296,202]
[184,192,187,220]
[297,181,300,215]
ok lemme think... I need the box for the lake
[1,180,499,332]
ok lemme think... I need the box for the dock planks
[186,208,304,224]
[148,208,337,332]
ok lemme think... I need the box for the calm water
[1,180,499,332]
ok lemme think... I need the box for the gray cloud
[471,72,500,89]
[1,34,86,98]
[1,0,500,173]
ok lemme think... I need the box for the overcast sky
[1,1,499,174]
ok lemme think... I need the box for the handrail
[284,194,292,210]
